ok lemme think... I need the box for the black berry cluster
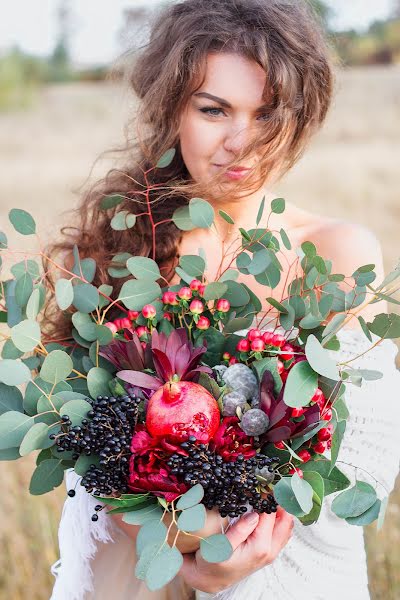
[50,394,141,497]
[167,436,279,518]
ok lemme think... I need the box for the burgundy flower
[128,427,188,502]
[211,416,256,462]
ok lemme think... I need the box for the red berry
[247,328,262,341]
[280,370,289,383]
[162,291,178,305]
[189,279,202,291]
[251,339,265,352]
[178,287,192,300]
[229,356,239,365]
[318,424,333,442]
[120,317,132,329]
[271,333,286,347]
[216,298,230,313]
[113,318,122,330]
[136,325,148,338]
[104,322,118,335]
[189,299,204,314]
[163,312,172,321]
[311,388,325,405]
[262,331,275,345]
[222,352,231,361]
[322,408,333,421]
[142,304,156,319]
[281,343,295,361]
[313,441,327,454]
[128,310,139,320]
[274,441,285,450]
[297,449,311,463]
[291,407,306,418]
[123,328,133,340]
[289,467,303,478]
[198,284,206,296]
[277,360,285,374]
[236,339,251,352]
[196,315,210,330]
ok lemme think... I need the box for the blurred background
[0,1,399,598]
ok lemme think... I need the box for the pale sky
[0,0,395,67]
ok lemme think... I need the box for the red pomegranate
[146,381,220,443]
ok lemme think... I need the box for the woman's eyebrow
[193,91,269,111]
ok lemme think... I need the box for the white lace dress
[50,329,400,600]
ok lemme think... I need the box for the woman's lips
[214,165,251,180]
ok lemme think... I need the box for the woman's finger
[271,509,294,555]
[224,511,260,551]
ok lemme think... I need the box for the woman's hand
[180,507,294,594]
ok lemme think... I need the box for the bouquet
[1,147,400,591]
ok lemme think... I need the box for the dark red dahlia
[211,416,256,462]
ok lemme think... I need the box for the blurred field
[0,66,400,599]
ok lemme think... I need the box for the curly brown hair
[44,0,335,339]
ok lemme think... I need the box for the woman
[48,1,400,599]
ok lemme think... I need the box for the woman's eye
[199,107,225,117]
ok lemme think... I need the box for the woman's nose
[223,122,252,155]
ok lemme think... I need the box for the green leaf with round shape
[271,197,285,214]
[55,279,74,310]
[156,148,176,168]
[11,319,41,353]
[26,288,41,320]
[123,504,163,525]
[73,283,99,313]
[15,272,33,307]
[321,313,347,342]
[176,483,204,510]
[236,252,251,273]
[247,249,272,276]
[96,325,114,346]
[100,194,125,210]
[218,269,239,283]
[266,297,288,314]
[71,256,96,282]
[174,266,192,285]
[305,334,340,380]
[179,255,205,278]
[301,456,350,495]
[223,316,254,335]
[40,350,73,384]
[172,205,195,231]
[189,198,214,228]
[0,359,31,385]
[36,392,66,419]
[136,521,168,557]
[280,228,292,250]
[87,367,113,399]
[5,279,22,327]
[219,209,234,224]
[291,472,314,514]
[24,378,71,415]
[256,195,265,225]
[301,241,317,258]
[298,313,323,330]
[118,279,161,310]
[203,282,228,302]
[74,453,101,476]
[0,231,7,249]
[283,361,318,408]
[145,545,183,591]
[273,477,306,517]
[72,312,97,341]
[0,447,21,460]
[223,281,250,307]
[2,339,24,359]
[200,534,233,563]
[0,411,33,449]
[345,499,381,526]
[0,383,23,415]
[299,471,325,524]
[367,313,400,339]
[177,503,206,532]
[98,284,113,308]
[11,259,40,280]
[313,256,327,275]
[60,399,93,427]
[107,252,132,278]
[255,264,281,289]
[127,256,161,281]
[9,208,36,235]
[20,422,53,456]
[331,481,377,519]
[29,458,64,495]
[111,211,136,231]
[279,302,296,331]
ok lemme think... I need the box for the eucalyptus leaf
[200,534,233,563]
[0,383,23,415]
[11,319,41,353]
[189,198,214,228]
[60,399,92,426]
[331,481,377,519]
[203,282,228,302]
[219,210,234,225]
[136,521,168,557]
[367,313,400,339]
[305,335,340,380]
[40,350,73,384]
[87,367,113,399]
[73,283,99,313]
[100,194,124,210]
[0,359,31,385]
[273,477,306,517]
[156,148,176,168]
[291,472,314,514]
[345,499,381,526]
[10,259,40,280]
[301,457,350,495]
[179,255,205,278]
[118,279,161,310]
[55,279,74,310]
[126,257,161,281]
[110,211,136,231]
[0,411,33,450]
[15,272,33,307]
[271,197,285,214]
[172,206,195,231]
[9,208,36,235]
[29,458,64,495]
[283,361,318,408]
[20,422,53,456]
[177,503,206,532]
[72,312,97,341]
[26,288,41,320]
[377,496,389,531]
[0,231,8,249]
[329,420,346,474]
[176,483,204,510]
[145,545,183,591]
[123,504,163,525]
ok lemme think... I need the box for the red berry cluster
[234,328,297,373]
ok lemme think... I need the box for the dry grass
[0,66,399,599]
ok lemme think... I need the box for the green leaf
[156,148,176,168]
[271,197,285,214]
[252,357,282,395]
[291,421,327,451]
[0,411,33,449]
[179,255,205,278]
[177,503,206,532]
[0,383,23,415]
[0,447,21,460]
[40,350,73,384]
[248,249,272,275]
[118,279,161,310]
[299,471,325,524]
[256,196,265,225]
[172,205,195,231]
[126,257,161,281]
[322,314,347,341]
[11,259,40,280]
[283,361,318,408]
[176,483,204,510]
[0,231,8,249]
[23,378,71,415]
[223,281,250,307]
[95,325,113,346]
[29,459,64,495]
[331,481,377,519]
[280,228,292,250]
[73,283,99,313]
[98,284,113,308]
[219,210,234,225]
[345,499,381,526]
[107,253,132,278]
[60,399,92,426]
[305,334,340,380]
[100,194,124,210]
[1,339,23,359]
[145,544,183,591]
[15,272,33,307]
[301,457,350,495]
[273,477,306,517]
[291,472,314,514]
[0,359,31,385]
[123,504,163,525]
[9,208,36,235]
[55,279,74,310]
[223,315,254,335]
[87,367,113,399]
[218,269,239,283]
[301,241,317,258]
[200,534,233,563]
[265,297,288,314]
[136,521,168,557]
[72,257,96,283]
[74,454,101,476]
[367,313,400,339]
[26,288,41,320]
[329,420,346,474]
[11,319,41,353]
[20,422,53,456]
[110,211,136,231]
[72,312,97,341]
[203,282,228,302]
[189,198,214,228]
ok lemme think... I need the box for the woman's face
[179,52,269,191]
